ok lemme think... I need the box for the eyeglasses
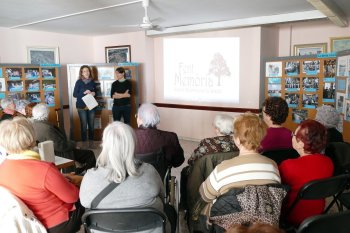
[291,132,296,138]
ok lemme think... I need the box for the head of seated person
[260,97,292,151]
[14,99,30,117]
[1,98,16,119]
[226,223,284,233]
[32,103,49,122]
[0,117,37,155]
[136,103,160,129]
[24,102,37,118]
[213,114,234,136]
[233,112,267,153]
[315,105,343,143]
[293,119,328,156]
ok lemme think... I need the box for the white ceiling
[0,0,349,36]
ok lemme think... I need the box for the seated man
[31,103,96,174]
[0,98,16,121]
[135,103,185,168]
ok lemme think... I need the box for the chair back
[261,148,300,165]
[135,148,167,180]
[286,174,350,217]
[0,186,47,233]
[325,142,350,175]
[297,210,350,233]
[82,207,166,233]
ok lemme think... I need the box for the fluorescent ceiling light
[146,10,326,36]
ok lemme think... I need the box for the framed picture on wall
[330,37,350,52]
[293,43,327,56]
[105,45,131,63]
[27,47,60,64]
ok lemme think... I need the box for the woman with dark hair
[260,97,292,152]
[73,65,97,149]
[111,67,132,124]
[279,119,334,226]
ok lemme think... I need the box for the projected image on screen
[163,38,240,104]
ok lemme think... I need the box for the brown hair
[25,102,37,118]
[79,65,93,79]
[233,112,267,150]
[295,119,327,154]
[263,97,289,125]
[226,223,284,233]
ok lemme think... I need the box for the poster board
[335,50,350,142]
[265,53,342,138]
[67,63,140,141]
[0,64,61,124]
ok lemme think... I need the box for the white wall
[1,19,350,141]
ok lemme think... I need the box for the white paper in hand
[82,94,98,110]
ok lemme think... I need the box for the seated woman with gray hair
[188,114,238,166]
[31,103,96,174]
[135,103,184,168]
[80,121,173,232]
[315,105,343,143]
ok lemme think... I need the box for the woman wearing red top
[279,119,333,226]
[0,117,84,233]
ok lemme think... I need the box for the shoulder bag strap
[91,182,119,209]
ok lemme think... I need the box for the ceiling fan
[113,0,163,31]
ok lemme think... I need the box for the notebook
[38,140,55,163]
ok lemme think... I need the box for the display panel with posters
[0,64,61,126]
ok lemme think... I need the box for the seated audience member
[31,103,96,174]
[279,119,334,226]
[0,117,84,233]
[226,223,285,233]
[25,102,37,118]
[199,113,281,217]
[0,97,16,121]
[14,99,30,116]
[188,114,238,166]
[260,97,292,152]
[181,114,238,209]
[80,121,173,232]
[315,105,343,143]
[135,103,184,168]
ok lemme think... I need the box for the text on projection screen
[163,37,240,104]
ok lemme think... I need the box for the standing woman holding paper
[111,67,132,124]
[73,65,97,149]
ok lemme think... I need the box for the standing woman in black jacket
[111,67,132,124]
[73,65,97,149]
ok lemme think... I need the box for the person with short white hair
[315,104,343,143]
[31,103,96,174]
[0,97,15,121]
[135,103,184,168]
[187,114,238,166]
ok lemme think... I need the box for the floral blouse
[187,135,238,166]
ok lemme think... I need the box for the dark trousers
[112,104,131,124]
[164,204,177,233]
[77,109,95,141]
[47,200,85,233]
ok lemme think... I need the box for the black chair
[135,148,168,181]
[82,207,166,233]
[325,142,350,175]
[297,210,350,233]
[261,148,300,165]
[284,174,350,220]
[135,148,179,230]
